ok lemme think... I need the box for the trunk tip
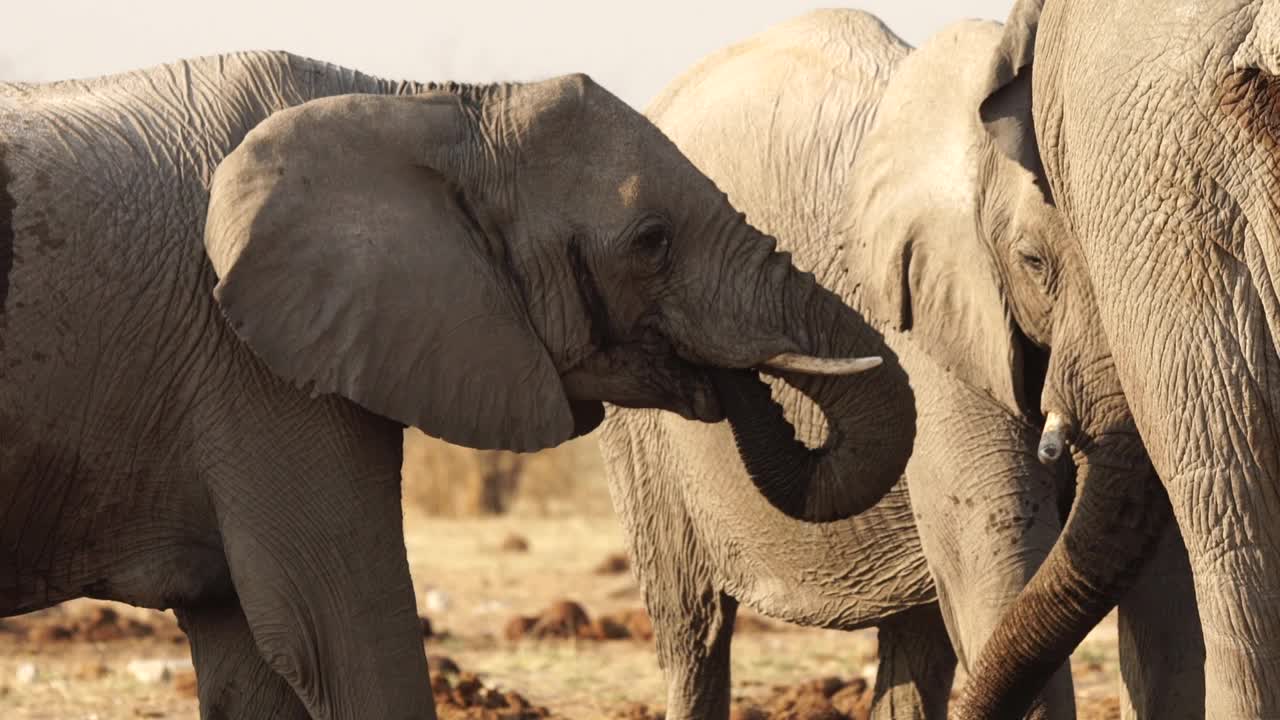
[1038,411,1071,465]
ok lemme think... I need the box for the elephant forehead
[616,174,642,207]
[853,24,997,217]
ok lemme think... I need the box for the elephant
[0,52,915,719]
[599,10,1086,719]
[937,0,1280,718]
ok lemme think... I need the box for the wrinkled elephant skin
[0,52,912,719]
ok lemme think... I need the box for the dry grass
[400,430,613,518]
[0,436,1123,718]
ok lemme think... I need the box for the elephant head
[203,74,915,522]
[847,15,1103,427]
[843,18,1071,715]
[847,15,1169,718]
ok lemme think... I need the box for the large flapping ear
[204,90,580,452]
[845,19,1031,417]
[851,201,1029,417]
[979,0,1047,187]
[1232,1,1280,75]
[982,0,1042,97]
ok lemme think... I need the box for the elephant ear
[852,204,1028,417]
[204,91,580,452]
[983,0,1041,96]
[979,0,1046,186]
[846,19,1033,417]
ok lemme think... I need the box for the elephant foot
[177,602,311,719]
[871,606,956,719]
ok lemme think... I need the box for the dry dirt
[0,514,1122,719]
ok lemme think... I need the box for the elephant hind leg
[871,604,957,720]
[1117,523,1204,720]
[653,587,738,720]
[176,602,311,720]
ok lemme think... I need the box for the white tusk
[1038,412,1070,465]
[762,353,883,375]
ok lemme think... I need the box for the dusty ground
[0,514,1122,719]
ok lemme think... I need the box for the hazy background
[2,0,1012,108]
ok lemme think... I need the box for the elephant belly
[0,507,233,617]
[0,419,231,615]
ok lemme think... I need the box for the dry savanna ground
[0,431,1123,719]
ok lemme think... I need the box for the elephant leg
[176,602,311,719]
[204,404,432,720]
[650,584,738,720]
[1117,523,1205,719]
[600,411,737,719]
[869,605,956,720]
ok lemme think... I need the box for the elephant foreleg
[870,605,956,720]
[177,602,311,719]
[204,405,432,720]
[1117,523,1205,719]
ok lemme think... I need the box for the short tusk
[762,353,883,375]
[1038,412,1070,465]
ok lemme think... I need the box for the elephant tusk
[762,353,883,375]
[1038,412,1070,465]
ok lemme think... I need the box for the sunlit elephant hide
[0,51,912,719]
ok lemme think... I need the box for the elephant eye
[631,223,672,273]
[1017,247,1052,286]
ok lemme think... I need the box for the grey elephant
[600,10,1083,719]
[863,13,1205,720]
[0,53,912,719]
[930,0,1280,717]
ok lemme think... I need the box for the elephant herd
[0,1,1275,718]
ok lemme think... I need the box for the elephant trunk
[954,416,1169,718]
[706,234,916,522]
[948,236,1171,718]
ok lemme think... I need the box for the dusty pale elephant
[939,0,1280,718]
[600,11,1084,719]
[0,53,915,719]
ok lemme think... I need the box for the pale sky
[2,1,1014,108]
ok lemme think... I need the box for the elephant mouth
[677,350,882,428]
[656,359,725,423]
[562,328,877,430]
[560,345,726,423]
[700,367,829,446]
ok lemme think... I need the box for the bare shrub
[401,429,610,517]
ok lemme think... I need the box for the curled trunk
[954,445,1170,719]
[709,253,916,523]
[949,234,1167,717]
